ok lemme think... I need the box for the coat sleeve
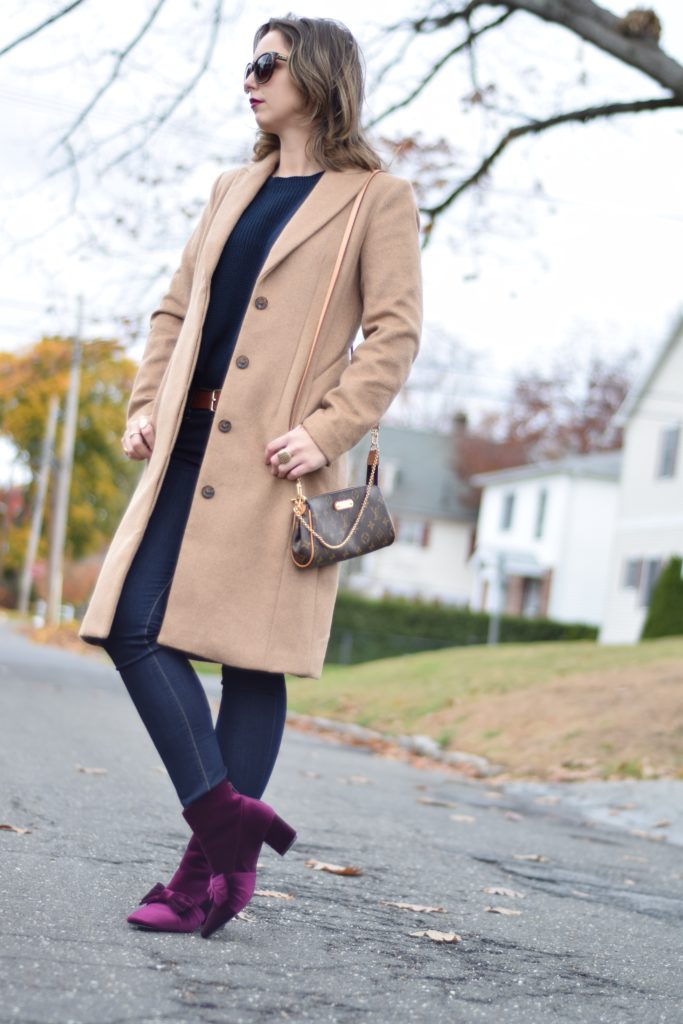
[126,168,241,425]
[300,174,422,464]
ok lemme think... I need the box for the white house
[600,314,683,643]
[470,451,621,626]
[341,425,476,604]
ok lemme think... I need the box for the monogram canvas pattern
[291,484,395,568]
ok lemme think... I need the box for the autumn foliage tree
[453,346,638,500]
[0,336,140,584]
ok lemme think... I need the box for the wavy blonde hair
[251,15,383,172]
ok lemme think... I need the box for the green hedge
[326,591,597,664]
[641,556,683,639]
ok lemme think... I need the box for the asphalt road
[1,620,682,1024]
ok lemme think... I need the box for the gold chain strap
[292,429,380,551]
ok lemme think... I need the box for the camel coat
[79,150,422,677]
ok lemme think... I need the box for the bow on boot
[183,780,296,938]
[140,883,197,915]
[127,835,212,933]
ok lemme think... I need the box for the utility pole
[46,298,83,626]
[18,394,60,615]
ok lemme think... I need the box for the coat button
[201,485,215,499]
[235,355,249,369]
[254,296,268,310]
[218,419,232,433]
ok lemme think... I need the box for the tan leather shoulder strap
[289,169,382,431]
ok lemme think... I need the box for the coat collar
[201,150,374,284]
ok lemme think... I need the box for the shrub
[327,591,597,664]
[641,556,683,639]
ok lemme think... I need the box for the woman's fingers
[122,416,155,460]
[265,425,326,478]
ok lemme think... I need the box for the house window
[534,488,548,539]
[640,559,662,607]
[396,518,430,547]
[500,492,515,531]
[657,426,680,479]
[623,559,643,589]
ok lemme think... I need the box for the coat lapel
[199,153,278,281]
[199,150,375,284]
[258,165,372,283]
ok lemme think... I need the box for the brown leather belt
[189,387,221,411]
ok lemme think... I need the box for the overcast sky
[1,0,682,444]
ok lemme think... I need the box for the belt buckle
[209,388,219,412]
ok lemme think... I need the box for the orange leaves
[305,859,363,877]
[0,823,31,834]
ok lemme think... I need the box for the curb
[286,711,503,778]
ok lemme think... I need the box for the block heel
[265,813,297,856]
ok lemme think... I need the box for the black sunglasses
[244,51,289,85]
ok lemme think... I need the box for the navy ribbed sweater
[192,171,324,389]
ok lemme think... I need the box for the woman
[79,14,422,938]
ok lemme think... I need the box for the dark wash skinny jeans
[101,405,287,808]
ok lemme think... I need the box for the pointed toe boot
[127,834,211,933]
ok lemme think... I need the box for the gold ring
[276,448,292,465]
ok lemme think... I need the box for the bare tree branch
[506,0,683,98]
[367,10,513,127]
[0,0,90,58]
[50,0,169,154]
[420,95,683,238]
[393,1,683,98]
[386,0,492,34]
[100,0,226,174]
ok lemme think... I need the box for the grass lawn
[15,615,683,781]
[286,638,683,781]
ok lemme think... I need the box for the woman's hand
[121,415,155,461]
[265,424,327,479]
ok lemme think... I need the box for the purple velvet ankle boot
[127,834,211,932]
[182,779,296,938]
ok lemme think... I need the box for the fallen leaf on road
[629,829,665,842]
[482,887,525,899]
[484,790,503,799]
[301,770,321,779]
[418,797,457,808]
[485,906,522,916]
[653,819,671,828]
[534,795,560,806]
[305,859,363,876]
[571,890,592,898]
[254,889,294,900]
[336,775,373,785]
[450,813,476,823]
[504,811,524,822]
[512,853,548,862]
[409,929,461,944]
[76,765,107,775]
[623,879,636,886]
[382,901,445,914]
[623,855,647,863]
[0,824,31,834]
